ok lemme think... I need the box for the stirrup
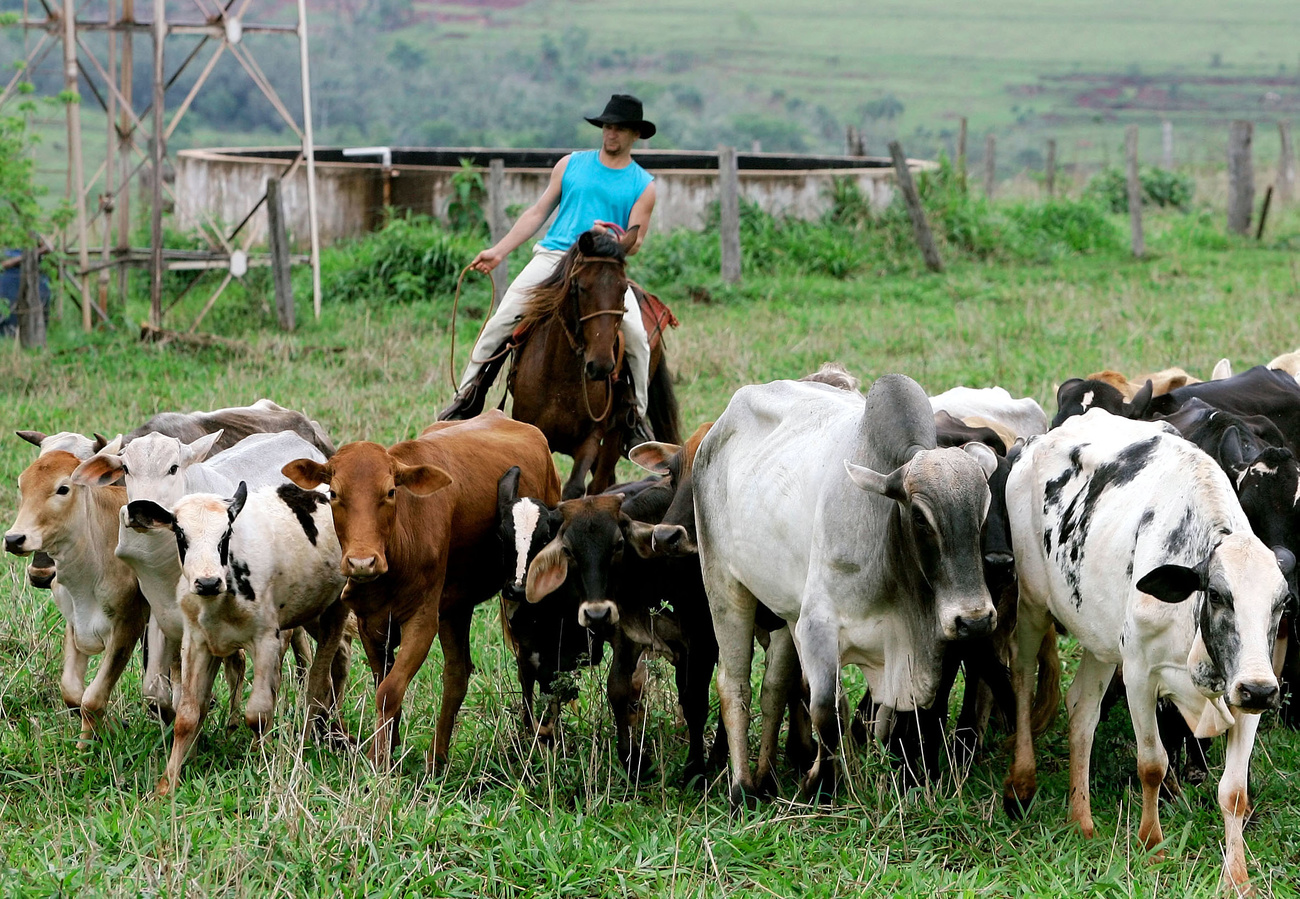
[439,341,511,421]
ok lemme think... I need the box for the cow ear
[525,537,568,603]
[16,430,47,447]
[1274,546,1297,578]
[229,482,249,522]
[1126,380,1154,420]
[1137,564,1204,603]
[961,442,999,480]
[92,433,110,453]
[628,441,679,475]
[1218,426,1246,471]
[395,463,453,496]
[844,460,907,502]
[71,451,125,487]
[184,430,223,465]
[497,466,522,510]
[283,458,330,489]
[126,499,174,531]
[1211,358,1232,381]
[620,224,641,253]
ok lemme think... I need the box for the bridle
[565,254,627,423]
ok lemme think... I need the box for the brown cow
[283,411,561,771]
[1086,367,1200,401]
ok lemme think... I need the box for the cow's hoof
[622,751,654,781]
[682,762,708,790]
[728,782,763,812]
[1003,786,1035,819]
[801,768,839,804]
[155,776,174,798]
[1183,761,1208,787]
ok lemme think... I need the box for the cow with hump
[283,410,561,772]
[694,373,998,805]
[1003,409,1290,894]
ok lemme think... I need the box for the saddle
[510,282,678,359]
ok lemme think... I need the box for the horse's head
[570,226,638,381]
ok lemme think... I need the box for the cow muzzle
[3,533,31,556]
[652,523,696,556]
[1229,678,1281,713]
[578,600,620,628]
[948,608,997,641]
[343,555,386,581]
[192,576,225,596]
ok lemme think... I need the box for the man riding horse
[439,94,659,445]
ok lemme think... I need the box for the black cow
[1052,378,1153,428]
[1150,365,1300,454]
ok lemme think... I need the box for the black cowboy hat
[585,94,656,140]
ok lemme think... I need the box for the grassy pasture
[3,208,1300,895]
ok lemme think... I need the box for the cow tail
[498,595,520,659]
[1031,625,1062,735]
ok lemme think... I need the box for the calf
[1086,366,1200,400]
[283,411,561,770]
[929,385,1049,439]
[122,398,335,457]
[128,482,349,795]
[1051,377,1154,428]
[1149,364,1300,456]
[1005,410,1290,893]
[4,451,147,744]
[72,430,327,719]
[15,430,104,589]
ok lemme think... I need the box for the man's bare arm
[470,156,569,273]
[624,181,657,256]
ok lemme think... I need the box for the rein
[566,255,627,424]
[447,263,503,393]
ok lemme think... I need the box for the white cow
[1004,409,1289,894]
[4,451,147,744]
[127,482,348,796]
[71,430,328,718]
[929,385,1049,441]
[694,375,997,804]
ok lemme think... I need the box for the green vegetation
[1085,166,1196,213]
[3,195,1300,894]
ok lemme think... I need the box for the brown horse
[508,226,680,499]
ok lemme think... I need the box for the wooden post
[1162,120,1174,169]
[266,178,294,331]
[957,117,967,190]
[16,249,46,349]
[487,158,508,305]
[1278,121,1295,206]
[1256,185,1274,240]
[117,0,134,307]
[63,0,90,332]
[718,145,741,285]
[149,0,165,329]
[1045,138,1057,197]
[1227,120,1254,235]
[983,134,996,199]
[751,139,762,154]
[100,0,115,323]
[888,141,943,273]
[296,0,322,319]
[1125,125,1145,258]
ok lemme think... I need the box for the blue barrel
[1,249,51,336]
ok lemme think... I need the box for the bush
[1085,166,1194,213]
[321,215,483,305]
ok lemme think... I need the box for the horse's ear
[620,225,640,252]
[578,230,598,255]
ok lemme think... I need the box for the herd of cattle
[7,351,1300,892]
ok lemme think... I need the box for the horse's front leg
[564,431,603,499]
[586,427,623,495]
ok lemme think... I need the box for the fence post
[487,158,508,305]
[1227,120,1254,235]
[718,145,742,285]
[1256,185,1274,240]
[983,135,996,199]
[1162,120,1174,169]
[1125,126,1145,258]
[266,178,295,331]
[1045,138,1057,197]
[17,249,46,349]
[1278,121,1295,207]
[888,141,943,273]
[957,117,968,191]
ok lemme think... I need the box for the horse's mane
[518,230,627,333]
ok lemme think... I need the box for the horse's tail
[647,358,682,446]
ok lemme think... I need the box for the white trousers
[459,246,651,418]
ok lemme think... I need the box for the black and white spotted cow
[127,481,350,796]
[1004,409,1291,894]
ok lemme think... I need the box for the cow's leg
[1219,713,1261,895]
[755,626,801,792]
[1066,650,1117,839]
[221,651,246,731]
[1004,592,1051,816]
[244,634,285,738]
[704,570,760,807]
[59,623,89,711]
[678,641,717,785]
[564,433,603,500]
[304,602,351,743]
[143,618,176,722]
[607,631,651,777]
[369,610,436,772]
[429,607,473,774]
[77,613,147,746]
[1123,668,1168,854]
[289,627,314,686]
[795,610,842,801]
[157,636,222,797]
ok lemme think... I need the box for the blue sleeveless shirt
[538,150,654,251]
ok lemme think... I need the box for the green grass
[4,206,1300,895]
